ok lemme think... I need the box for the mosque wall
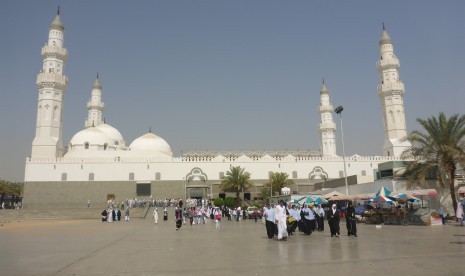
[25,157,393,182]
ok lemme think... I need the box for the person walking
[328,204,340,237]
[153,208,159,224]
[214,208,222,230]
[456,202,464,226]
[316,204,325,231]
[163,207,168,221]
[301,204,313,235]
[263,204,275,239]
[175,207,183,230]
[275,200,288,241]
[345,202,357,237]
[124,208,130,221]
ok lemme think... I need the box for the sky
[0,1,464,182]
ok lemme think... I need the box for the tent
[324,191,351,201]
[375,186,392,197]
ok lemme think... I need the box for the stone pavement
[1,210,465,276]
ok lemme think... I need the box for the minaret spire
[85,75,105,128]
[376,26,411,156]
[318,81,337,156]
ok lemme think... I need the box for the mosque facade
[23,11,410,208]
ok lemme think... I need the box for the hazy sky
[1,1,464,182]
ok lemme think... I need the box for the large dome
[96,124,125,148]
[69,127,113,146]
[129,133,173,157]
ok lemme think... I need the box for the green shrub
[213,198,224,207]
[224,197,236,208]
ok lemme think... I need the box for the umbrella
[305,197,314,204]
[313,197,327,205]
[394,193,420,201]
[375,186,392,197]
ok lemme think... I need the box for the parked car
[246,206,262,219]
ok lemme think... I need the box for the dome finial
[322,77,325,84]
[382,22,385,31]
[149,126,152,133]
[103,117,106,124]
[57,5,60,15]
[96,72,99,79]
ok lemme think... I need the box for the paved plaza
[1,210,465,276]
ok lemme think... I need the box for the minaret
[84,75,105,128]
[31,8,68,158]
[376,24,411,157]
[318,81,337,156]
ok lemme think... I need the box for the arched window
[85,142,89,149]
[103,143,108,150]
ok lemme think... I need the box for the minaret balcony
[319,105,334,113]
[36,72,68,89]
[319,122,336,130]
[376,59,400,70]
[377,82,404,94]
[87,101,105,109]
[41,45,68,60]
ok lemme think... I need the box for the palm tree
[402,112,465,213]
[220,166,254,207]
[263,172,295,200]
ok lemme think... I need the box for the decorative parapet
[26,153,406,164]
[376,82,404,95]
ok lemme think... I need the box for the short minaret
[84,75,105,128]
[31,8,68,158]
[376,24,411,157]
[318,81,337,156]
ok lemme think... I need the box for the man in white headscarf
[328,204,340,237]
[275,200,288,241]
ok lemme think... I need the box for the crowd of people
[262,200,357,241]
[100,197,360,239]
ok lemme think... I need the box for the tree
[262,172,294,202]
[220,166,254,207]
[0,180,23,208]
[402,112,465,213]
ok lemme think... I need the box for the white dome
[129,133,173,156]
[69,127,113,146]
[96,124,125,147]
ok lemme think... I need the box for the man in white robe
[275,200,288,241]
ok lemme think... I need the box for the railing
[41,45,68,59]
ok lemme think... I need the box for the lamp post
[334,106,349,195]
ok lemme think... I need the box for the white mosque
[23,11,411,208]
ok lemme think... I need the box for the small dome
[69,127,113,146]
[96,124,125,147]
[93,77,102,89]
[129,133,173,156]
[379,30,392,46]
[50,15,64,31]
[320,83,329,95]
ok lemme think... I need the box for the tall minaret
[318,81,337,156]
[31,8,68,158]
[376,24,411,157]
[84,75,105,128]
